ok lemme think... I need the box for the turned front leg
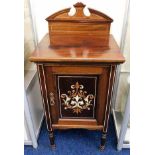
[99,132,107,150]
[49,130,56,149]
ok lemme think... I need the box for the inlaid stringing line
[37,64,50,131]
[42,65,53,130]
[103,65,112,130]
[57,76,62,118]
[93,77,97,118]
[105,65,116,132]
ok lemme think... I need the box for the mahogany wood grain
[52,124,103,130]
[46,2,113,23]
[29,34,125,63]
[58,119,97,125]
[46,2,113,46]
[50,66,103,74]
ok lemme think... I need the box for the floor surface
[24,116,130,155]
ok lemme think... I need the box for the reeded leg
[99,132,107,151]
[49,130,56,149]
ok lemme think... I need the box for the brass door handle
[49,92,55,106]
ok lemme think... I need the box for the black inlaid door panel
[57,76,98,118]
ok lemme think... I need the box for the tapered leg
[99,132,107,151]
[49,130,56,149]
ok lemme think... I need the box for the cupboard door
[44,65,112,126]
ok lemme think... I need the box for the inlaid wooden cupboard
[29,2,125,150]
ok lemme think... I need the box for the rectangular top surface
[29,34,125,64]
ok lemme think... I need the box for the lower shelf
[52,124,103,130]
[52,118,103,130]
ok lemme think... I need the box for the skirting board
[24,113,44,146]
[24,140,32,146]
[36,113,44,140]
[112,109,130,149]
[24,70,44,147]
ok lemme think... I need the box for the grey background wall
[24,0,43,147]
[115,15,130,113]
[24,0,36,71]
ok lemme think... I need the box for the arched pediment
[46,2,113,23]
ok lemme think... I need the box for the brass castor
[100,132,106,151]
[51,144,56,150]
[99,145,105,151]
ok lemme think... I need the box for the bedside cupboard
[29,2,125,150]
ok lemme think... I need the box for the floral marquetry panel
[57,76,98,118]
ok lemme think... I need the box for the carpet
[24,115,130,155]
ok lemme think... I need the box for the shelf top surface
[29,34,125,64]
